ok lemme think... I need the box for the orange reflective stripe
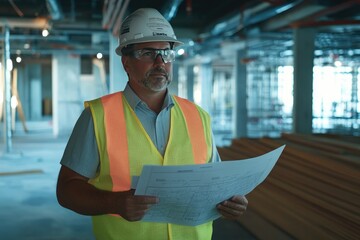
[102,93,130,191]
[174,96,207,164]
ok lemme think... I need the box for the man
[56,8,248,240]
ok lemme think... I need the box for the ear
[121,56,130,72]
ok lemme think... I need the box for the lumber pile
[217,133,360,240]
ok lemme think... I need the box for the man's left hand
[216,195,248,220]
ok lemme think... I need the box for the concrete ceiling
[0,0,359,58]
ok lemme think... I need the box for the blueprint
[134,145,285,226]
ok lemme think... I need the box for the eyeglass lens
[133,49,175,63]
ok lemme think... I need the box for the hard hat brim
[115,37,183,56]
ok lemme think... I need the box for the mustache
[147,67,169,77]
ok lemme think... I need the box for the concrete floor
[0,122,256,240]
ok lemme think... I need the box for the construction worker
[56,8,248,240]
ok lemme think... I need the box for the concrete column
[200,63,212,113]
[218,72,228,124]
[351,66,359,128]
[233,49,248,138]
[293,27,316,134]
[2,25,12,152]
[28,64,42,120]
[109,33,127,93]
[186,65,194,102]
[351,66,358,106]
[52,54,82,137]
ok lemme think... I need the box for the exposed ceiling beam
[0,17,48,29]
[292,19,360,28]
[0,34,68,41]
[290,0,360,28]
[261,1,326,31]
[9,48,110,55]
[51,21,103,31]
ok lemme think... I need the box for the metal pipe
[8,47,110,55]
[103,0,123,29]
[46,0,63,20]
[3,25,12,152]
[0,34,68,41]
[112,0,130,36]
[243,0,303,27]
[161,0,184,21]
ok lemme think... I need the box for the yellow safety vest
[85,92,213,240]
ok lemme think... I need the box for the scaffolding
[208,31,360,142]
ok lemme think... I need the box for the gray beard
[141,67,172,91]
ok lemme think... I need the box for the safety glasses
[130,48,176,63]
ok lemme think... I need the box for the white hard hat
[115,8,183,55]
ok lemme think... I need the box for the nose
[154,54,166,64]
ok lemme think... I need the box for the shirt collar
[123,83,174,111]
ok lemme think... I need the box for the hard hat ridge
[115,8,183,56]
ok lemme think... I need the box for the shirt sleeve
[60,107,99,178]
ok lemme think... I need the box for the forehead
[134,41,171,49]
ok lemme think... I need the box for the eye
[140,50,154,57]
[164,50,175,59]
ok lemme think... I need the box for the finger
[133,195,159,204]
[125,212,147,221]
[126,204,151,212]
[122,206,152,221]
[217,203,245,216]
[217,203,246,220]
[220,199,247,211]
[126,196,159,212]
[217,208,243,220]
[231,195,248,205]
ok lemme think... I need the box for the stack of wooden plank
[217,133,360,240]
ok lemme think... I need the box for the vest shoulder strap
[173,96,209,164]
[86,92,131,192]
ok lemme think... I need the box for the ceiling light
[177,49,185,56]
[42,29,49,37]
[16,56,22,63]
[96,53,103,59]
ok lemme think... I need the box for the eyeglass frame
[122,47,176,63]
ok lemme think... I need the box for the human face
[122,42,173,93]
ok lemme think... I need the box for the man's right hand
[56,166,158,219]
[115,190,159,221]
